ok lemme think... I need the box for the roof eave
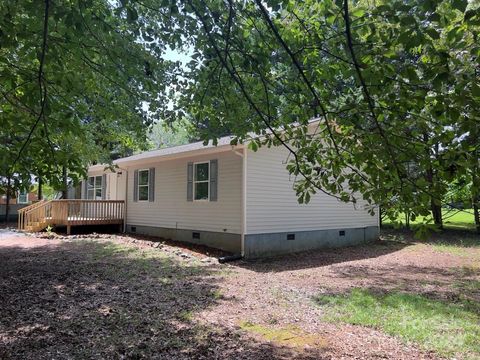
[88,143,245,172]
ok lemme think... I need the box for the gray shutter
[187,162,193,201]
[102,174,107,200]
[210,159,218,201]
[83,180,88,199]
[133,170,138,202]
[149,167,155,202]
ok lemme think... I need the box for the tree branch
[342,0,406,188]
[10,0,50,172]
[190,0,346,202]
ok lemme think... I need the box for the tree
[147,119,191,150]
[154,0,480,232]
[2,0,478,233]
[0,0,179,203]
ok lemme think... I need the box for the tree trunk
[62,166,68,199]
[405,211,410,229]
[423,133,443,230]
[379,206,382,228]
[5,175,11,224]
[431,199,443,229]
[473,199,480,234]
[472,163,480,234]
[472,191,480,234]
[38,176,43,200]
[425,167,443,229]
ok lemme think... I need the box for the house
[84,128,379,258]
[1,190,39,222]
[0,190,38,205]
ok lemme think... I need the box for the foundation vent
[287,233,295,240]
[339,230,345,236]
[192,232,200,239]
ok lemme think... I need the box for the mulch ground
[0,228,478,359]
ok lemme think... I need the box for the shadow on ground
[233,238,411,273]
[0,240,329,359]
[330,264,480,303]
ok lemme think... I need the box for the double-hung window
[17,190,28,204]
[194,162,209,201]
[137,169,150,201]
[87,176,103,200]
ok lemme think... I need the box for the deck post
[67,224,71,235]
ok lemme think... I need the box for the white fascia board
[88,144,244,172]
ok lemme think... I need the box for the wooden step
[25,222,48,232]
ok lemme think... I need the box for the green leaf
[425,28,440,39]
[248,141,258,152]
[452,0,468,12]
[127,7,138,22]
[471,83,480,97]
[352,8,365,17]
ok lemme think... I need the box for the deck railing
[59,200,125,225]
[18,199,125,233]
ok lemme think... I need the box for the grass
[454,279,480,294]
[429,237,480,257]
[315,289,480,359]
[384,209,477,231]
[239,321,328,349]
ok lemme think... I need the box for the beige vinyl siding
[126,150,242,234]
[246,146,378,234]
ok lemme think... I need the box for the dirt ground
[0,228,478,359]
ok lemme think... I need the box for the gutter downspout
[114,166,128,233]
[123,169,128,233]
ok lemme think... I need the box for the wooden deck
[18,200,125,234]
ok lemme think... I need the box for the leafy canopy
[159,0,480,223]
[0,0,178,189]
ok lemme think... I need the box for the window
[137,169,149,201]
[87,175,103,200]
[17,190,28,204]
[194,162,209,201]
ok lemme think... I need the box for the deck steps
[25,221,49,232]
[18,200,124,234]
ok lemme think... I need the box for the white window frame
[87,175,103,200]
[17,190,29,204]
[137,168,150,202]
[193,161,210,201]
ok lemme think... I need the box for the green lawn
[315,289,480,359]
[384,209,477,231]
[429,237,480,256]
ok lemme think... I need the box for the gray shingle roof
[115,135,236,164]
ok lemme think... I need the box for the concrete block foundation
[126,224,242,253]
[243,226,379,259]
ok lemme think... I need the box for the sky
[162,47,193,67]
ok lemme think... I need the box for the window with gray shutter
[133,170,139,202]
[148,167,155,202]
[187,162,193,201]
[210,159,218,201]
[102,174,107,200]
[137,169,150,201]
[193,162,209,200]
[83,180,88,199]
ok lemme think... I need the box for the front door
[114,171,127,201]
